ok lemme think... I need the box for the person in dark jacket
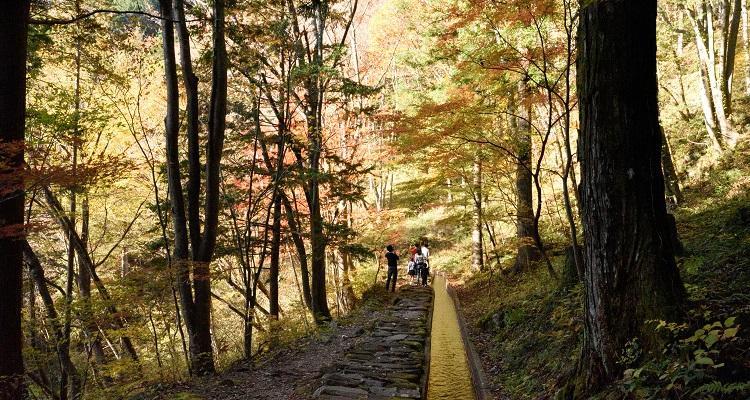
[384,244,399,292]
[414,248,429,286]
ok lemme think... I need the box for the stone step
[312,286,433,399]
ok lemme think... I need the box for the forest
[1,0,750,399]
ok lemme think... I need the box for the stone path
[312,285,433,400]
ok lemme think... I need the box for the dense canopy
[1,0,750,399]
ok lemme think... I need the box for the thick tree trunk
[173,0,202,260]
[189,0,227,375]
[0,2,29,397]
[159,0,227,374]
[513,106,539,272]
[309,189,331,322]
[471,150,484,271]
[159,0,200,374]
[283,194,313,310]
[575,0,687,394]
[307,6,332,321]
[62,193,76,400]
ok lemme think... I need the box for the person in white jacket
[421,243,430,261]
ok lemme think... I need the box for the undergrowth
[457,150,750,399]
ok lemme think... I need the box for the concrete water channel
[311,274,483,399]
[427,274,477,400]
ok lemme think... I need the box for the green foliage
[461,261,583,399]
[619,318,747,399]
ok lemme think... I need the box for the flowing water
[427,274,477,400]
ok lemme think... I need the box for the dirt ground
[137,294,390,400]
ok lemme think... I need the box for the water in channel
[427,274,476,400]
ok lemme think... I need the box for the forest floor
[136,287,394,400]
[454,153,750,399]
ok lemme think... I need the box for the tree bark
[0,2,29,397]
[471,150,484,271]
[687,2,740,151]
[173,0,202,260]
[512,101,539,272]
[282,196,313,309]
[78,195,107,366]
[722,0,742,116]
[575,0,687,393]
[158,0,227,374]
[269,194,282,321]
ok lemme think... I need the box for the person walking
[421,242,430,260]
[414,248,429,286]
[384,244,400,292]
[408,243,418,284]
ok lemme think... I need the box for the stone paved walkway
[312,285,433,399]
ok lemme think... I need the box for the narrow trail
[311,274,484,400]
[312,285,432,399]
[162,277,484,400]
[427,274,476,400]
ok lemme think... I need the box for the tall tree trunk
[575,0,686,393]
[159,0,227,374]
[61,151,77,400]
[722,0,742,116]
[62,35,82,395]
[159,0,199,373]
[0,2,29,397]
[190,0,227,374]
[78,195,107,365]
[256,125,313,311]
[269,111,286,336]
[688,3,739,151]
[309,187,331,322]
[513,101,539,272]
[307,0,332,323]
[471,150,484,271]
[340,251,356,310]
[173,0,202,260]
[269,194,282,322]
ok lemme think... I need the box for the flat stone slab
[312,285,433,399]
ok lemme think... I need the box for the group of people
[384,242,430,292]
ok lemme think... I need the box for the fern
[692,380,750,396]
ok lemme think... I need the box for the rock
[480,310,505,332]
[368,386,398,397]
[384,334,408,342]
[321,372,364,387]
[313,385,368,399]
